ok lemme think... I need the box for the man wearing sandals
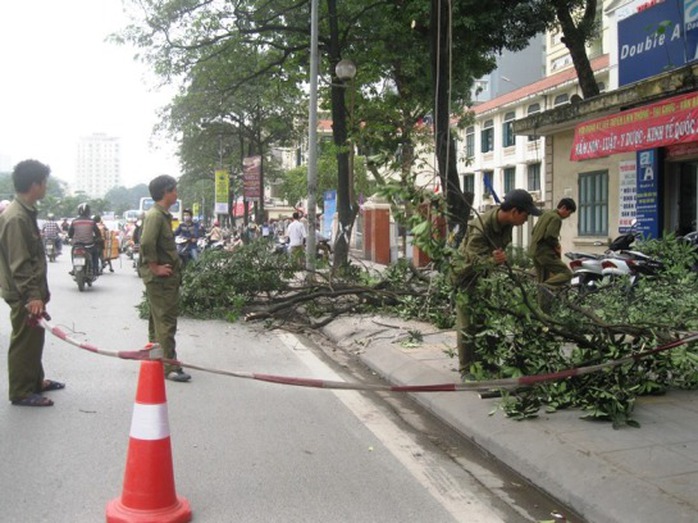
[0,159,65,407]
[139,175,191,382]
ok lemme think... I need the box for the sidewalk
[321,313,698,523]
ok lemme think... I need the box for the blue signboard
[686,0,698,62]
[322,189,336,240]
[635,149,660,239]
[618,1,686,86]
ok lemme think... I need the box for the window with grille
[527,163,541,191]
[465,126,475,158]
[503,167,516,193]
[483,170,494,196]
[578,170,608,236]
[502,112,516,147]
[527,103,541,142]
[481,120,494,153]
[462,173,475,194]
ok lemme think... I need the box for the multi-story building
[515,0,698,256]
[457,2,612,249]
[75,133,121,198]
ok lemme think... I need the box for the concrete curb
[322,315,698,523]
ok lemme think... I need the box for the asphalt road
[0,253,551,522]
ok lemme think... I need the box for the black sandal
[11,393,54,407]
[41,380,66,392]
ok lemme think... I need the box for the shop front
[570,89,698,241]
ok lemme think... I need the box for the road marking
[278,332,505,523]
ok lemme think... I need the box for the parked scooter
[71,243,98,291]
[565,226,663,293]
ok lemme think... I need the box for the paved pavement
[320,312,698,523]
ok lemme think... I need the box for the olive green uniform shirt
[0,198,50,305]
[529,209,562,258]
[450,207,513,287]
[138,203,182,282]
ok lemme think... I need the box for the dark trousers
[145,276,181,374]
[7,301,46,401]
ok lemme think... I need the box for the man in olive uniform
[529,198,576,307]
[0,159,65,406]
[139,175,191,382]
[450,189,542,376]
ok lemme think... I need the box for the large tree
[118,0,578,259]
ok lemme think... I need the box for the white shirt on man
[287,219,306,247]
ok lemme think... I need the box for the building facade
[514,0,698,256]
[75,133,121,198]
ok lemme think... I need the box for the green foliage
[178,241,296,319]
[378,259,455,329]
[459,235,698,427]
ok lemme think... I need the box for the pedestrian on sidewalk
[139,175,191,382]
[449,189,542,377]
[287,211,307,267]
[0,159,65,407]
[529,198,576,310]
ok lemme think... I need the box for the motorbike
[565,227,663,293]
[44,237,57,262]
[176,235,197,267]
[71,243,98,291]
[273,236,289,255]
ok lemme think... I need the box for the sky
[0,0,180,189]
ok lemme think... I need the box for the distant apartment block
[75,133,121,198]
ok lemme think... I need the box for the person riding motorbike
[173,208,201,262]
[93,214,114,273]
[207,220,223,243]
[68,203,101,274]
[41,213,62,255]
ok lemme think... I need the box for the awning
[570,90,698,161]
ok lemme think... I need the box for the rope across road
[37,316,698,393]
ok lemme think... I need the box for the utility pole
[306,0,319,274]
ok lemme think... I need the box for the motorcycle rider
[173,208,201,262]
[41,213,62,255]
[68,203,101,275]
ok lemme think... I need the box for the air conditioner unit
[529,190,542,202]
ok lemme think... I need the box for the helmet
[78,203,91,217]
[0,200,10,214]
[92,215,101,223]
[213,220,220,226]
[47,213,55,220]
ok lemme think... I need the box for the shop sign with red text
[571,91,698,160]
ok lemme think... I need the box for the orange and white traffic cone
[106,360,192,523]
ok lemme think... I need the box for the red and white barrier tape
[38,317,698,393]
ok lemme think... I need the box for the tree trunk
[556,0,600,99]
[431,0,471,233]
[327,0,355,269]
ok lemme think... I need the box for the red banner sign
[570,91,698,161]
[243,155,261,200]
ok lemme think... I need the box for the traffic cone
[106,360,192,523]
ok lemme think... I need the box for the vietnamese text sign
[618,159,637,233]
[571,91,698,160]
[243,156,261,201]
[214,169,229,214]
[636,149,660,239]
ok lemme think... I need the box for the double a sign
[618,0,698,86]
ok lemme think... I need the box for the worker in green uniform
[139,175,191,382]
[529,198,576,310]
[450,189,542,376]
[0,159,65,406]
